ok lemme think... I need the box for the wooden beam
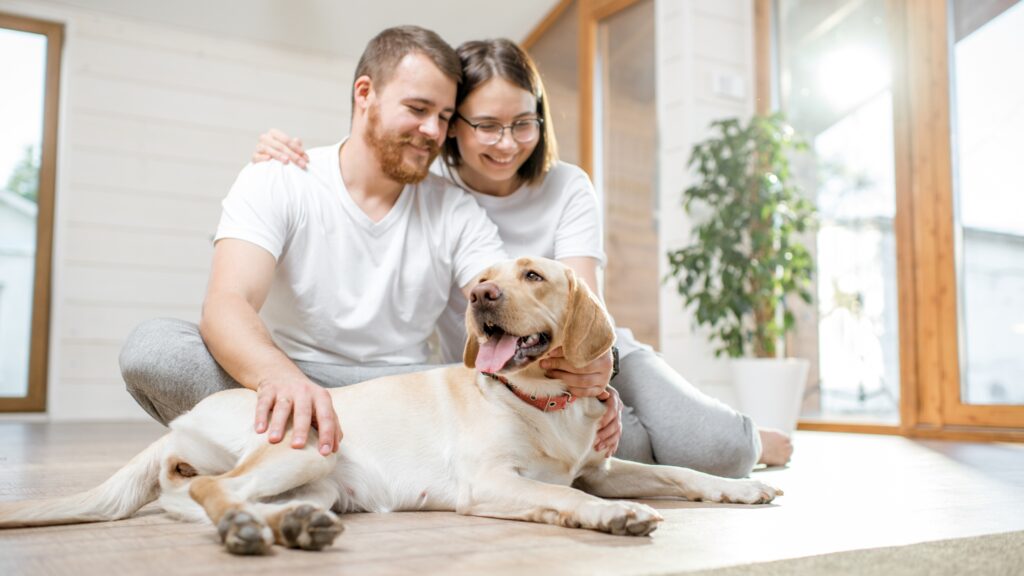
[522,0,575,50]
[754,0,772,115]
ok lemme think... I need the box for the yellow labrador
[0,257,781,554]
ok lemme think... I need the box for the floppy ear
[463,316,479,369]
[561,268,616,368]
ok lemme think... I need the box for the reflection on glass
[528,1,580,165]
[778,0,900,422]
[951,0,1024,405]
[596,0,659,348]
[0,28,45,398]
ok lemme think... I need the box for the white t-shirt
[433,161,650,362]
[215,141,506,366]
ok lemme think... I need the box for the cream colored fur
[0,258,781,554]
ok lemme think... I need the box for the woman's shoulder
[538,162,597,199]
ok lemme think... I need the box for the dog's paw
[279,504,345,551]
[583,501,663,537]
[716,479,782,505]
[217,509,273,555]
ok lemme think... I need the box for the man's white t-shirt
[215,141,506,366]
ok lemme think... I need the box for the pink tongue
[476,334,519,373]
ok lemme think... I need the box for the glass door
[946,0,1024,426]
[594,0,659,348]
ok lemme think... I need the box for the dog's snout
[470,281,503,305]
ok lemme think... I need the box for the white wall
[0,0,353,419]
[656,0,755,406]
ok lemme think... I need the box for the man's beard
[364,104,440,184]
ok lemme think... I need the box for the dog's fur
[0,257,781,554]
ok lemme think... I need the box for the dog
[0,257,781,554]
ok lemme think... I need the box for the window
[0,12,62,412]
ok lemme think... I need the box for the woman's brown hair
[443,39,558,185]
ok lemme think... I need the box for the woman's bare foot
[758,428,793,466]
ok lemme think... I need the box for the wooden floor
[1,421,1023,575]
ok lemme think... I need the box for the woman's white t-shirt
[433,161,649,362]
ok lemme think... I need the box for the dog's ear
[561,268,615,368]
[463,316,479,369]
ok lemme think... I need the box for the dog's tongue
[476,334,518,373]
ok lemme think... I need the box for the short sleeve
[553,169,607,266]
[214,163,293,260]
[447,191,508,289]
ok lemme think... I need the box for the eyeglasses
[456,114,543,145]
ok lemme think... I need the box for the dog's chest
[510,404,602,484]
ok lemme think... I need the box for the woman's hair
[443,39,558,185]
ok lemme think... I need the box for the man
[120,26,616,457]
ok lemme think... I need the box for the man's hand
[594,386,623,457]
[252,128,309,169]
[254,376,341,456]
[539,346,613,398]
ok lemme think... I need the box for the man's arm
[199,238,340,456]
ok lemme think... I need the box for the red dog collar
[482,372,576,412]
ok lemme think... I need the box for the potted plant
[665,113,816,434]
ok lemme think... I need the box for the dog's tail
[0,434,169,528]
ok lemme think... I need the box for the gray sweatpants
[120,318,760,478]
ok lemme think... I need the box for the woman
[252,39,791,476]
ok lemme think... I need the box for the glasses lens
[476,123,503,145]
[512,120,540,143]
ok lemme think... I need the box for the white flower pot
[731,358,810,435]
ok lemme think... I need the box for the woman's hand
[252,129,309,169]
[594,386,623,457]
[539,346,613,398]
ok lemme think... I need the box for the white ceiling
[47,0,561,58]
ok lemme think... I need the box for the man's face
[361,52,457,184]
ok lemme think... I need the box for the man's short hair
[352,26,461,106]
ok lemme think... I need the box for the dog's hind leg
[188,442,341,555]
[249,480,344,551]
[458,470,663,536]
[575,458,781,504]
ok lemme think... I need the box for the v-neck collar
[333,139,414,236]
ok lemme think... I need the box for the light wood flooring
[1,421,1022,575]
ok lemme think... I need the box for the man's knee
[120,318,197,394]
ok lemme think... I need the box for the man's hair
[352,26,461,107]
[443,39,558,185]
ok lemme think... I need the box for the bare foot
[758,428,793,467]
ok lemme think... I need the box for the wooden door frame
[754,0,1024,441]
[0,12,62,412]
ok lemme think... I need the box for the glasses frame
[456,113,544,145]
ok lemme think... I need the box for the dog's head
[463,257,615,376]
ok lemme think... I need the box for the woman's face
[450,77,541,194]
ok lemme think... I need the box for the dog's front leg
[457,470,662,536]
[575,458,781,504]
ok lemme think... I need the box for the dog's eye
[525,271,544,282]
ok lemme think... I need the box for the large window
[765,0,1024,436]
[950,0,1024,406]
[0,12,62,412]
[776,0,901,424]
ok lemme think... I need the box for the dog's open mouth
[476,322,551,374]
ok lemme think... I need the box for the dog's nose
[470,282,503,305]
